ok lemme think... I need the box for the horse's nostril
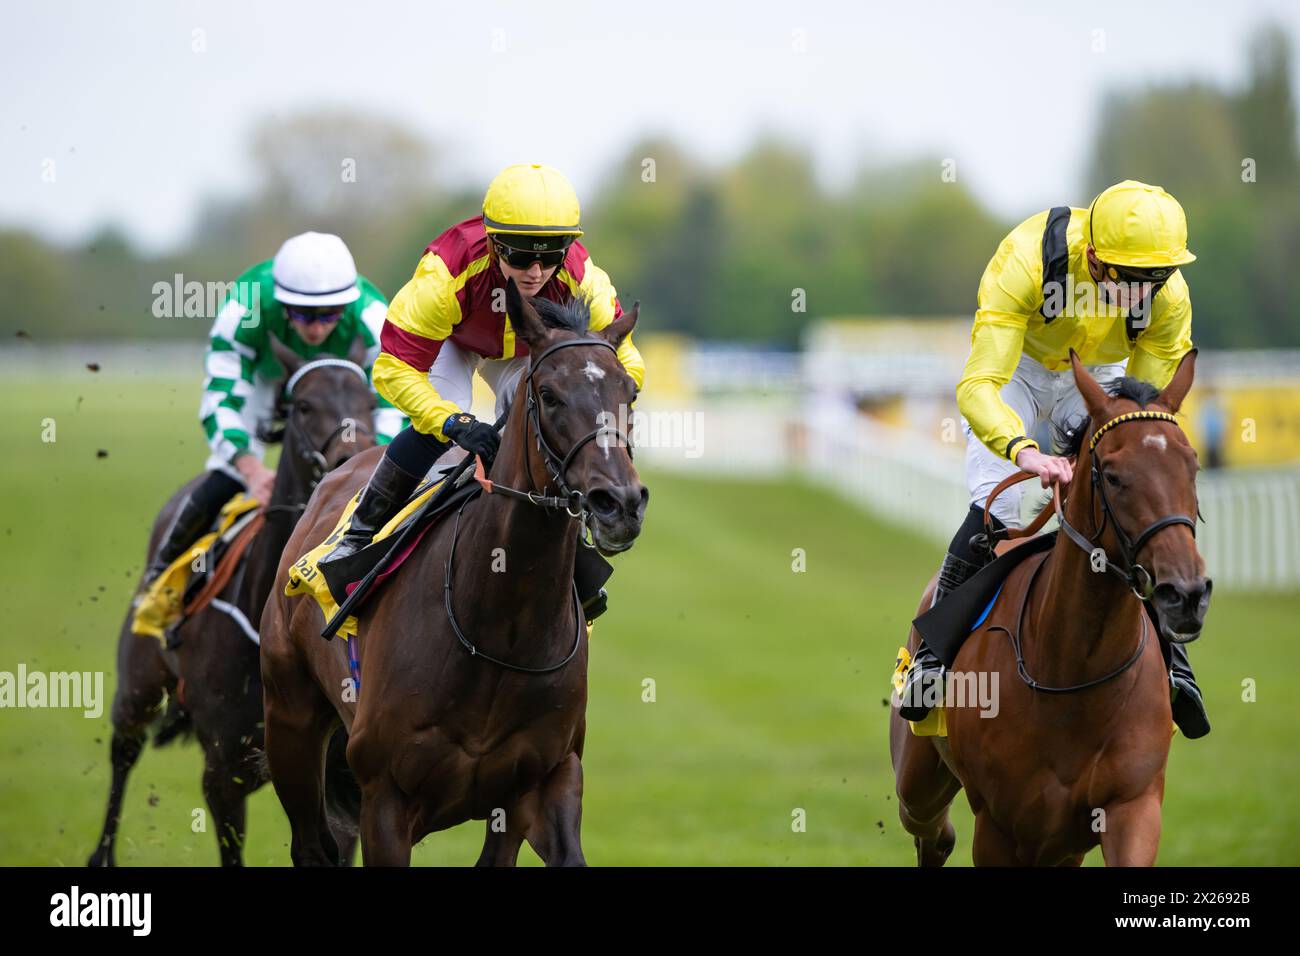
[587,485,646,519]
[587,489,618,516]
[1157,578,1211,616]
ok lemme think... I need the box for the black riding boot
[574,542,614,624]
[898,504,1001,722]
[318,454,423,571]
[143,470,244,586]
[1167,638,1211,739]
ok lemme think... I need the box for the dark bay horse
[260,281,646,866]
[891,350,1210,866]
[89,338,376,866]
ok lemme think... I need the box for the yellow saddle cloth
[285,476,450,641]
[892,646,948,737]
[131,494,261,641]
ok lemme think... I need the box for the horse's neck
[239,441,310,612]
[452,402,579,644]
[1028,480,1144,687]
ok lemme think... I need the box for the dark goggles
[1103,262,1178,286]
[493,234,574,269]
[285,304,346,325]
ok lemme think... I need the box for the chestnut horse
[89,339,376,866]
[260,280,646,866]
[891,350,1210,866]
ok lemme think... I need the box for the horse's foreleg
[88,632,169,867]
[200,735,263,867]
[891,712,960,867]
[971,810,1021,866]
[475,803,529,867]
[1100,795,1162,867]
[263,675,343,866]
[359,779,413,866]
[523,752,586,867]
[87,729,147,867]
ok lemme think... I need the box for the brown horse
[891,350,1210,866]
[260,281,646,866]
[89,338,376,866]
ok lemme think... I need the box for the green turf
[0,369,1296,866]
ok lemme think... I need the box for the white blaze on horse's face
[1143,434,1168,452]
[582,360,606,384]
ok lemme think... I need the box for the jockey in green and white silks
[143,232,403,585]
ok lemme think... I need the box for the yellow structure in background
[1181,387,1300,468]
[808,317,1300,470]
[633,333,693,402]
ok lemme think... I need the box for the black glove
[442,412,500,463]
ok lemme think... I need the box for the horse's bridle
[443,336,634,674]
[264,358,372,514]
[474,336,634,545]
[986,409,1200,695]
[1056,409,1198,601]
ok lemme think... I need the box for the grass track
[0,369,1296,865]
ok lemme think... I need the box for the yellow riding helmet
[1084,180,1196,268]
[482,163,583,237]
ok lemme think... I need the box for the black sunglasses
[493,236,573,270]
[285,305,345,325]
[1103,262,1178,285]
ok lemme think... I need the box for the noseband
[1057,409,1198,600]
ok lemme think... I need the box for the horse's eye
[540,388,561,409]
[1105,472,1122,489]
[295,399,312,415]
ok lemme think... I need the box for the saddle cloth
[893,532,1057,737]
[131,494,262,641]
[285,472,477,641]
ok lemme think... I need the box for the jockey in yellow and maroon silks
[317,163,645,623]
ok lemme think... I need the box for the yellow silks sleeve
[386,252,461,340]
[1128,273,1194,390]
[575,258,646,390]
[372,352,461,442]
[372,252,467,441]
[956,224,1042,461]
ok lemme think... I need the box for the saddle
[912,470,1063,668]
[131,495,263,642]
[285,464,483,641]
[912,532,1055,668]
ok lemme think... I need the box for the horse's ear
[504,277,548,350]
[347,333,370,369]
[599,301,639,347]
[1157,348,1197,414]
[1069,349,1110,418]
[268,332,305,379]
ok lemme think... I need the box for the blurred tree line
[2,25,1296,350]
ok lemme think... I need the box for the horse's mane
[529,296,591,334]
[1055,376,1164,459]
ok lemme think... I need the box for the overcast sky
[4,0,1299,254]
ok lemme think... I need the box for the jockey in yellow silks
[899,180,1210,738]
[317,163,644,623]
